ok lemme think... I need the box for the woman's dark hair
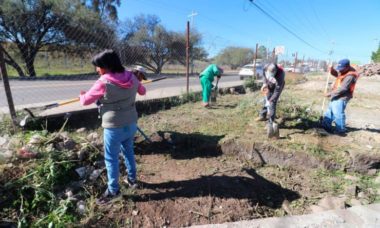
[91,49,124,73]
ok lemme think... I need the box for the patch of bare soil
[87,82,379,226]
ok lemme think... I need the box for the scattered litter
[0,149,13,163]
[86,132,99,142]
[65,190,74,198]
[132,210,139,216]
[0,136,8,147]
[77,200,86,214]
[77,149,89,161]
[89,168,104,181]
[76,128,86,133]
[28,134,45,145]
[93,160,105,168]
[75,167,88,179]
[18,147,38,159]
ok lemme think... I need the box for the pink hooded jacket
[80,71,146,105]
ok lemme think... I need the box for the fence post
[0,45,17,129]
[253,43,258,80]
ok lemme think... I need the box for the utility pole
[188,11,198,27]
[187,11,198,75]
[327,40,335,71]
[253,43,258,79]
[186,21,190,94]
[0,45,17,129]
[293,52,298,72]
[272,48,276,63]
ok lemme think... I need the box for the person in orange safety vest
[321,58,359,136]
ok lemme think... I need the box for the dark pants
[259,92,277,122]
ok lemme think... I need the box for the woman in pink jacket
[79,49,146,204]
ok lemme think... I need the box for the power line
[139,0,264,46]
[248,0,327,54]
[308,0,331,42]
[258,0,323,50]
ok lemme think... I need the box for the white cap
[134,65,146,73]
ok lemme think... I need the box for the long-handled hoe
[20,98,80,127]
[19,76,168,127]
[209,78,219,105]
[319,69,332,123]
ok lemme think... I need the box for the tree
[124,15,172,74]
[0,0,117,77]
[371,42,380,63]
[121,14,207,74]
[83,0,121,21]
[170,29,208,66]
[216,46,254,69]
[257,45,267,60]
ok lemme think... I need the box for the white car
[238,64,264,79]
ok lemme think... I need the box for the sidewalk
[193,203,380,228]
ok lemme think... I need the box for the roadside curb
[192,203,380,228]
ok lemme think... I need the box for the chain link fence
[0,1,211,122]
[0,0,328,125]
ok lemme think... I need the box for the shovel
[265,98,279,139]
[137,127,152,143]
[210,78,219,104]
[267,119,279,139]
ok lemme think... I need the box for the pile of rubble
[358,63,380,77]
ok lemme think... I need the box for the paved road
[0,74,242,113]
[0,74,242,109]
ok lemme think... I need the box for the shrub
[243,77,260,92]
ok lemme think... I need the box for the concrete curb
[192,203,380,228]
[35,80,245,118]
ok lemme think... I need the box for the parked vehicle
[238,64,264,79]
[284,65,310,74]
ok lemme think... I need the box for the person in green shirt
[199,64,223,107]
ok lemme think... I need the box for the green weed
[243,77,260,92]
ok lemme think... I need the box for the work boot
[255,116,267,122]
[333,131,347,137]
[123,177,138,189]
[202,102,210,108]
[96,189,121,205]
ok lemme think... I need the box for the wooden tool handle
[58,97,80,106]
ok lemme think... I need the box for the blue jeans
[103,123,137,193]
[322,99,348,133]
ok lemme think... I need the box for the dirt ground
[1,73,380,227]
[90,73,380,227]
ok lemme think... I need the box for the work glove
[265,99,271,108]
[261,84,268,95]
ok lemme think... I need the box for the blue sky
[119,0,380,64]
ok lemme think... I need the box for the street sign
[275,46,285,55]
